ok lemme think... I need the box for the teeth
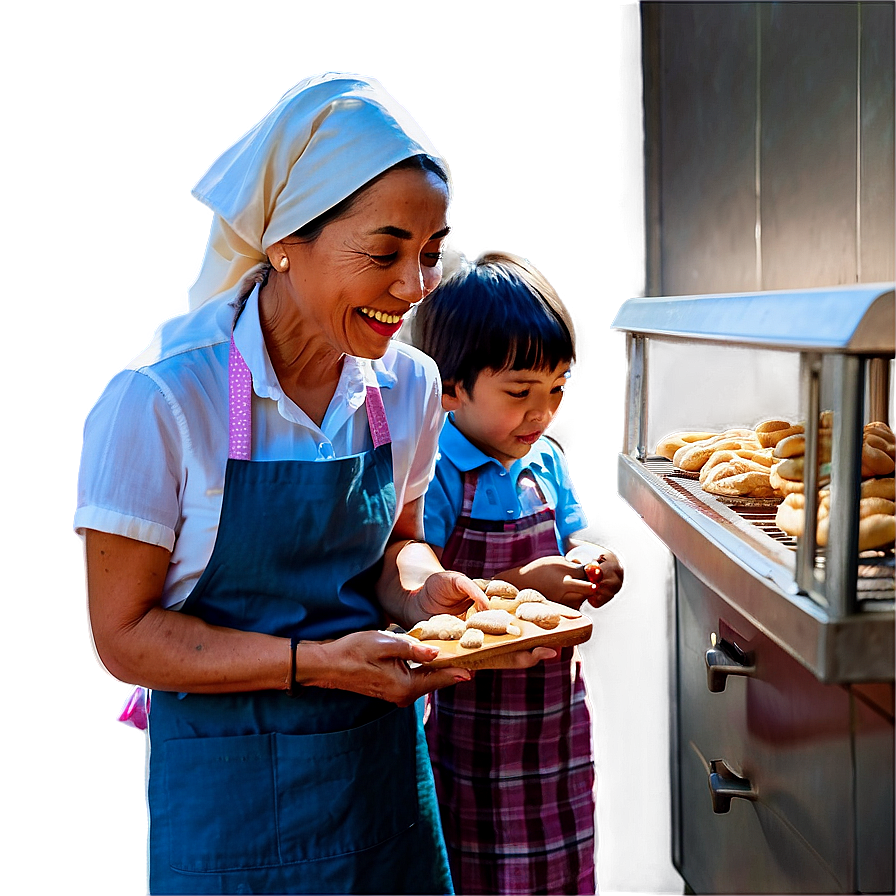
[360,307,402,325]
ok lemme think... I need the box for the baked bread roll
[776,490,895,551]
[655,430,720,460]
[699,448,774,484]
[755,419,805,449]
[702,467,780,499]
[862,477,896,500]
[775,492,807,536]
[862,423,896,477]
[772,432,832,462]
[674,431,762,472]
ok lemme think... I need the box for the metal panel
[760,3,859,288]
[657,2,758,295]
[675,562,855,893]
[860,2,896,282]
[852,684,896,894]
[611,283,895,351]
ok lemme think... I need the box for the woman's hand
[409,569,488,622]
[296,629,556,706]
[295,630,473,707]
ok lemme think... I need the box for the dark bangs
[412,253,576,394]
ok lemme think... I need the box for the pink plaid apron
[426,470,596,895]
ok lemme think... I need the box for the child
[408,251,624,895]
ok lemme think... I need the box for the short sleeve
[541,440,588,540]
[401,370,444,503]
[422,458,463,550]
[74,369,184,550]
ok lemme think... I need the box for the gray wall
[642,1,895,296]
[6,7,654,895]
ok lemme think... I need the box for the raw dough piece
[459,628,485,649]
[515,602,561,629]
[409,614,466,640]
[465,609,521,636]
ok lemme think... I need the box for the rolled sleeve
[75,369,184,549]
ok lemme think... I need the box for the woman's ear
[441,381,461,412]
[267,241,290,272]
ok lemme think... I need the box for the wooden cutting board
[411,611,592,670]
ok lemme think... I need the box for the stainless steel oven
[613,284,894,894]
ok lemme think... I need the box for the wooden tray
[411,611,592,670]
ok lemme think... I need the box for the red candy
[584,561,602,585]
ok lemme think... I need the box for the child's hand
[507,556,597,609]
[578,550,624,608]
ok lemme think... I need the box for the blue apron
[147,333,453,895]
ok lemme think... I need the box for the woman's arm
[86,529,291,692]
[85,529,474,704]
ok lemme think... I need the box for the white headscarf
[188,73,447,309]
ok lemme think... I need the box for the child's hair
[409,250,576,395]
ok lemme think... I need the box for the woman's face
[270,167,450,359]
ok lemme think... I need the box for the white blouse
[75,287,444,609]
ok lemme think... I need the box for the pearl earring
[278,256,289,272]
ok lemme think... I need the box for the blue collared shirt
[423,415,588,553]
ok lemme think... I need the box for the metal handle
[708,759,758,813]
[705,634,755,692]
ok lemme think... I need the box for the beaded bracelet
[287,637,299,697]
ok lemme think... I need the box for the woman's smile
[357,306,405,337]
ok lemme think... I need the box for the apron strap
[460,470,479,515]
[229,334,253,461]
[364,380,391,449]
[228,336,392,460]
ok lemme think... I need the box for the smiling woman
[73,74,553,896]
[261,164,451,411]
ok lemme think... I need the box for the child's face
[445,362,571,468]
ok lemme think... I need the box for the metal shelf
[612,283,896,683]
[619,453,894,683]
[612,283,894,353]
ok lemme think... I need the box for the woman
[75,74,552,895]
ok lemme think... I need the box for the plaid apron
[427,469,596,895]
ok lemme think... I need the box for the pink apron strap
[229,335,391,459]
[229,334,253,461]
[364,380,391,449]
[118,686,150,730]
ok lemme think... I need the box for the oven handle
[705,634,755,692]
[708,759,758,813]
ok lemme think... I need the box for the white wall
[1,2,681,892]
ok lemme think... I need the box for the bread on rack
[654,430,720,460]
[698,447,780,499]
[768,412,834,495]
[672,429,762,472]
[755,419,805,449]
[775,480,896,551]
[862,422,896,478]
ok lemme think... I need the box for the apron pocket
[163,706,419,873]
[275,705,419,863]
[164,733,280,873]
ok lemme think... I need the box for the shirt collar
[440,414,548,477]
[232,284,397,412]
